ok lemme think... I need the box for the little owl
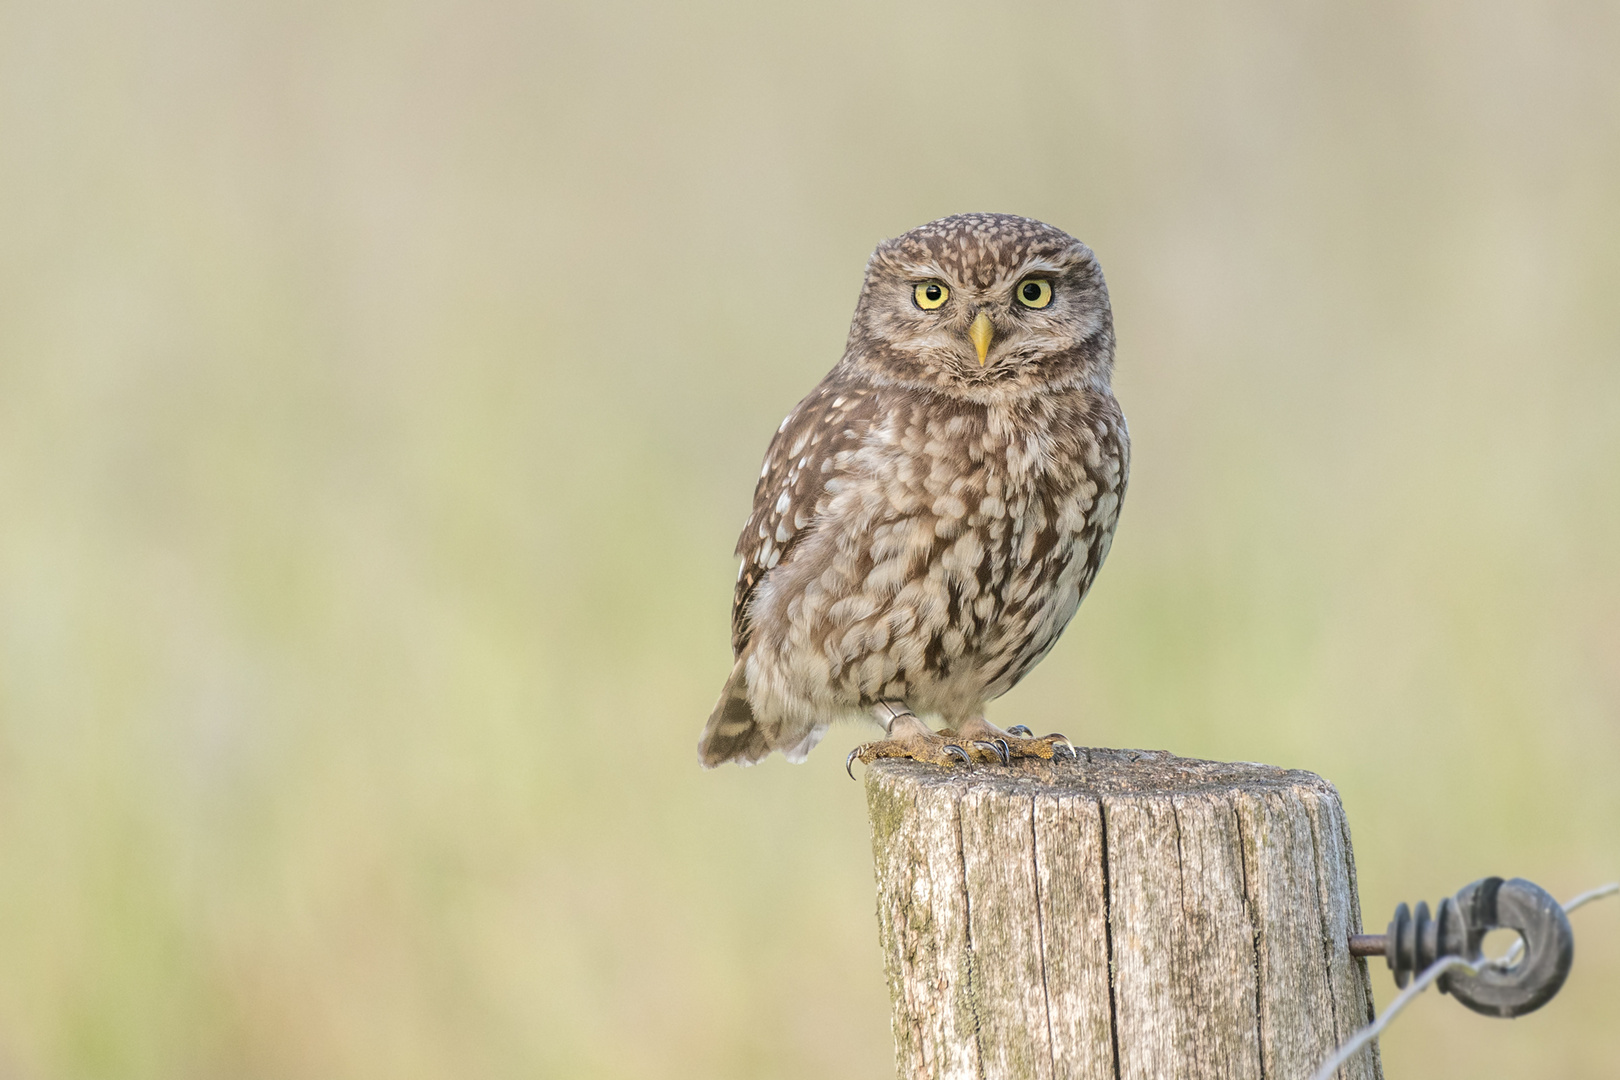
[698,213,1128,773]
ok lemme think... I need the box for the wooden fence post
[864,749,1382,1080]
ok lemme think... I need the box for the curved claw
[973,739,1011,765]
[846,747,861,780]
[1047,735,1076,759]
[1006,725,1033,738]
[944,744,973,766]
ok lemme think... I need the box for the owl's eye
[1016,278,1053,309]
[913,281,949,310]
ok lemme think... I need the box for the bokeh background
[1,1,1616,1077]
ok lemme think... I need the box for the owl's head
[842,213,1114,398]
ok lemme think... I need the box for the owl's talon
[950,717,1083,763]
[847,725,985,772]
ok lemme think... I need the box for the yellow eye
[1016,278,1053,309]
[913,281,949,310]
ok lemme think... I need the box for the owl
[698,213,1128,772]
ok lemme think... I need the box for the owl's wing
[730,375,879,655]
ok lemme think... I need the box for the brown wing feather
[730,373,880,655]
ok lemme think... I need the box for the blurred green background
[1,1,1616,1077]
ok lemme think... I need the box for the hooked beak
[969,312,994,366]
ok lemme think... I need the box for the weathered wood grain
[865,749,1381,1080]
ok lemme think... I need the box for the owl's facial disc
[969,312,994,366]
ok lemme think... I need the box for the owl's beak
[969,312,994,366]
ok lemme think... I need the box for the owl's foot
[955,717,1077,762]
[845,705,1005,778]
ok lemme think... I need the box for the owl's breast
[759,390,1127,714]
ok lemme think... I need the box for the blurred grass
[0,1,1617,1077]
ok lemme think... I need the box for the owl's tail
[698,658,769,768]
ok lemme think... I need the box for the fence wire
[1308,881,1619,1080]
